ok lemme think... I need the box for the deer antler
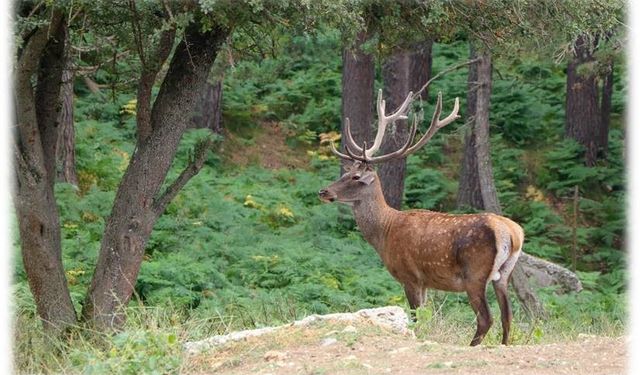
[331,90,460,164]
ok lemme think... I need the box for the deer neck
[351,182,396,254]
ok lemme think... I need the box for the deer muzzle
[318,188,336,203]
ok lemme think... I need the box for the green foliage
[404,156,456,210]
[538,139,603,196]
[223,31,342,136]
[489,76,563,146]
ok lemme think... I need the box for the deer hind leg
[403,284,425,322]
[466,285,492,346]
[492,279,512,345]
[492,252,519,345]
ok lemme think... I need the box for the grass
[13,287,626,374]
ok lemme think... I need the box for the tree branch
[128,0,146,68]
[136,27,176,143]
[152,137,213,217]
[411,58,481,101]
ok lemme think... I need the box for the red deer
[318,89,524,346]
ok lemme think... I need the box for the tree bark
[189,79,224,134]
[565,35,602,166]
[472,52,502,213]
[457,45,483,209]
[135,27,176,143]
[14,11,77,333]
[379,41,432,209]
[340,31,375,175]
[82,22,229,329]
[56,39,78,185]
[599,61,614,155]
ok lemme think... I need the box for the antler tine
[344,118,364,154]
[362,141,369,161]
[389,90,415,118]
[367,112,419,164]
[366,89,414,158]
[404,92,460,156]
[345,142,368,162]
[329,140,354,160]
[436,96,460,128]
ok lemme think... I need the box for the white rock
[184,306,412,354]
[342,325,357,333]
[321,337,338,346]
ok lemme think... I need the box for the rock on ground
[184,306,410,354]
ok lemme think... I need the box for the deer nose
[318,189,335,202]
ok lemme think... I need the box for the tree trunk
[456,46,546,318]
[56,40,78,185]
[599,61,614,155]
[565,35,602,166]
[82,22,229,329]
[14,11,77,333]
[379,41,432,209]
[189,79,224,134]
[340,31,375,175]
[457,45,483,209]
[473,51,501,213]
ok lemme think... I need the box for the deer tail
[489,217,524,283]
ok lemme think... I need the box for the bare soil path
[183,320,626,374]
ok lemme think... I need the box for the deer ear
[359,171,376,185]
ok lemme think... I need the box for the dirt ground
[183,320,627,375]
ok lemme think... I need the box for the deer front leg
[466,285,493,346]
[403,284,425,322]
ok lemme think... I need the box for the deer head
[318,161,378,204]
[319,89,460,204]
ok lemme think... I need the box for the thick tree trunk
[14,11,77,333]
[56,41,78,185]
[189,80,224,134]
[340,31,375,175]
[379,41,432,209]
[82,22,228,329]
[565,35,602,166]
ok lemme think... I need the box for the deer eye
[352,175,360,180]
